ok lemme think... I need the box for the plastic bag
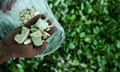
[0,0,65,57]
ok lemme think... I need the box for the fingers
[10,27,21,35]
[7,27,21,41]
[24,14,53,28]
[24,15,41,28]
[47,27,57,35]
[2,27,21,45]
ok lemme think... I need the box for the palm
[3,15,48,58]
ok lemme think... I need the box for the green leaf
[116,40,120,48]
[80,32,86,38]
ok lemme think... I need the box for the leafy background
[1,0,120,72]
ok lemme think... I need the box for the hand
[0,14,56,64]
[3,15,49,57]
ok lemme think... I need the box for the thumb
[2,27,21,45]
[24,14,41,28]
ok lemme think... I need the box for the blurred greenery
[1,0,120,72]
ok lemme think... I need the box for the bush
[1,0,120,72]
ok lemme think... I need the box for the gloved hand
[0,15,56,64]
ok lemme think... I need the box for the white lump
[19,7,40,25]
[14,7,54,47]
[14,18,53,46]
[14,26,30,44]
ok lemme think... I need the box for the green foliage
[1,0,120,72]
